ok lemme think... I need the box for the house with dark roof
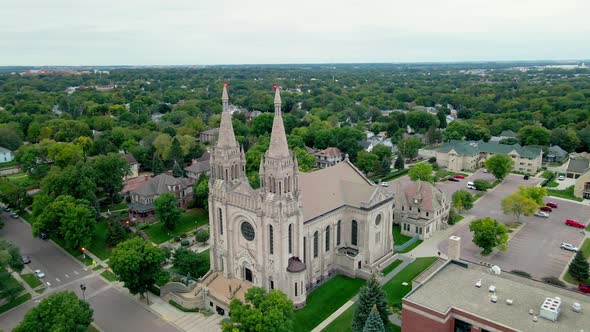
[184,151,211,183]
[394,181,450,240]
[544,145,568,163]
[121,152,139,180]
[199,128,219,143]
[314,147,343,169]
[490,130,518,142]
[436,140,542,174]
[128,173,193,221]
[566,158,589,179]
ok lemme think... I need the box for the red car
[453,175,465,179]
[539,206,552,212]
[546,202,558,209]
[565,219,586,228]
[579,283,590,294]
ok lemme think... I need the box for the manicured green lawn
[20,273,42,288]
[322,305,354,332]
[145,209,208,244]
[293,275,366,332]
[383,257,438,306]
[0,293,31,315]
[101,270,118,282]
[87,221,133,260]
[392,225,412,245]
[382,259,403,276]
[548,186,583,202]
[0,178,15,193]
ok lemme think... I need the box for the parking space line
[46,282,51,286]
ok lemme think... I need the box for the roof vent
[540,297,561,322]
[488,285,496,293]
[506,299,513,305]
[475,279,482,288]
[529,309,534,315]
[533,316,538,322]
[490,265,501,275]
[572,302,582,313]
[490,294,498,303]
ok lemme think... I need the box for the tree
[106,219,127,247]
[172,160,185,177]
[484,155,514,181]
[362,305,385,332]
[172,247,209,278]
[0,240,24,273]
[394,155,404,170]
[0,126,23,151]
[408,163,433,182]
[154,193,182,231]
[517,185,547,205]
[517,125,550,146]
[222,287,294,332]
[13,291,93,332]
[469,217,509,255]
[193,175,209,209]
[355,151,379,174]
[109,237,167,304]
[550,128,580,152]
[501,193,538,222]
[195,228,210,243]
[452,190,474,213]
[397,137,422,159]
[90,153,129,204]
[168,137,184,165]
[436,109,447,129]
[293,147,317,172]
[0,186,30,213]
[352,275,389,332]
[151,152,165,175]
[406,110,438,133]
[473,179,491,191]
[568,251,589,282]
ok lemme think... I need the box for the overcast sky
[0,0,588,66]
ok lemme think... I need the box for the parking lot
[438,173,589,279]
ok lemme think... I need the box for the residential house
[566,158,589,179]
[199,128,219,143]
[436,140,542,174]
[490,130,517,142]
[394,181,450,240]
[574,167,590,199]
[544,145,568,163]
[121,152,140,180]
[314,147,343,169]
[128,173,193,221]
[0,146,14,164]
[184,151,211,183]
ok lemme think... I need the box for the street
[0,211,180,332]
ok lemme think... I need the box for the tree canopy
[484,154,514,180]
[408,163,433,182]
[469,217,509,255]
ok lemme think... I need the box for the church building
[201,84,396,312]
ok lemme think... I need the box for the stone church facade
[203,85,395,311]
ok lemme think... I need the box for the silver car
[534,211,549,218]
[560,242,578,252]
[34,270,45,278]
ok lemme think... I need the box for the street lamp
[81,247,86,260]
[80,284,87,301]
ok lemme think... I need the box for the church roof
[400,180,446,212]
[299,160,388,221]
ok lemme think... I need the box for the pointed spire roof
[217,84,237,148]
[267,86,290,159]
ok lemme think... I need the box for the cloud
[0,0,588,65]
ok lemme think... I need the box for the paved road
[439,174,588,279]
[0,211,180,332]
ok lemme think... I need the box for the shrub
[195,228,210,243]
[137,223,150,230]
[428,157,437,164]
[180,232,187,239]
[169,300,198,312]
[511,270,531,278]
[473,179,491,191]
[174,236,181,242]
[541,276,566,287]
[180,240,190,246]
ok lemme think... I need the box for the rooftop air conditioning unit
[475,279,482,288]
[540,297,561,322]
[572,302,582,313]
[488,285,496,293]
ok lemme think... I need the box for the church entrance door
[245,268,253,282]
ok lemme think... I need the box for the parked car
[448,177,460,182]
[523,174,530,180]
[565,219,586,228]
[380,182,389,187]
[34,270,45,278]
[561,242,579,252]
[546,202,558,209]
[10,213,19,219]
[558,175,565,181]
[534,211,549,218]
[466,184,476,190]
[39,232,48,240]
[21,256,31,264]
[453,175,465,179]
[483,168,488,173]
[539,206,552,212]
[579,283,590,294]
[3,207,10,212]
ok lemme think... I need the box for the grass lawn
[87,325,100,332]
[20,273,42,289]
[383,257,438,306]
[548,186,583,202]
[7,173,39,188]
[35,288,45,294]
[145,209,208,244]
[293,275,366,332]
[101,270,118,282]
[382,259,403,276]
[322,305,354,332]
[93,265,104,271]
[392,225,412,245]
[87,221,133,260]
[564,240,589,285]
[0,178,15,193]
[586,223,590,232]
[0,293,31,315]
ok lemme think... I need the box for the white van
[466,181,476,190]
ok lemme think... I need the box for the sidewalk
[310,255,414,332]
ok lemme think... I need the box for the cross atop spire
[274,85,282,116]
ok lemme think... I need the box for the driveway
[439,174,589,279]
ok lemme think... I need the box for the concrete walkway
[148,292,222,332]
[311,254,414,332]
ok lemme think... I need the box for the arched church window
[219,208,223,235]
[351,220,358,246]
[241,222,255,241]
[313,231,319,258]
[325,226,330,252]
[269,225,274,255]
[288,224,293,254]
[337,220,341,246]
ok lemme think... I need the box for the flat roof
[404,261,590,331]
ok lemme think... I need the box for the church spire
[266,85,290,159]
[217,83,237,148]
